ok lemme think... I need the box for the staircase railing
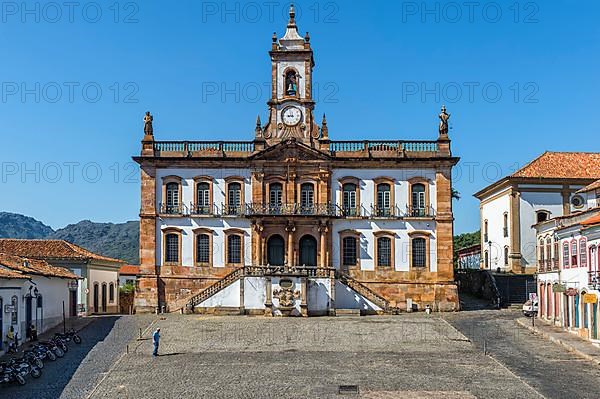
[334,270,392,311]
[187,267,245,309]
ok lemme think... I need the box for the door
[25,296,33,334]
[575,295,580,328]
[101,284,107,313]
[593,304,598,340]
[299,235,317,267]
[267,235,285,266]
[93,284,99,313]
[70,291,77,317]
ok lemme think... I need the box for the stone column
[509,187,523,273]
[286,222,295,267]
[264,277,273,317]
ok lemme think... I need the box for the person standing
[152,328,160,357]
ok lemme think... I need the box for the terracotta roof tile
[0,239,125,264]
[511,152,600,179]
[119,265,140,275]
[578,178,600,193]
[0,267,30,279]
[0,252,78,279]
[582,214,600,227]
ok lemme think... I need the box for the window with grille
[228,235,242,264]
[377,237,391,267]
[300,183,314,212]
[563,242,570,268]
[376,184,391,215]
[580,238,588,268]
[228,183,242,214]
[342,183,357,215]
[342,236,357,266]
[197,182,210,214]
[484,250,489,268]
[166,182,179,213]
[412,238,426,268]
[411,184,426,216]
[270,183,283,206]
[197,234,210,264]
[165,233,179,263]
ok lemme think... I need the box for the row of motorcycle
[1,329,82,386]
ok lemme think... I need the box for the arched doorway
[299,235,317,267]
[102,283,107,313]
[267,234,285,266]
[93,283,99,313]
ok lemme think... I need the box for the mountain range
[0,212,139,264]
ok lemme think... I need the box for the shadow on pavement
[1,316,120,399]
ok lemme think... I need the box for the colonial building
[0,252,78,355]
[134,7,459,315]
[535,178,600,342]
[475,152,600,274]
[0,239,123,315]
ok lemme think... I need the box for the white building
[475,152,600,274]
[0,239,123,315]
[0,252,78,355]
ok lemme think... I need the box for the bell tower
[262,5,320,145]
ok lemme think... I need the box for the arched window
[538,238,545,270]
[376,183,391,216]
[411,183,426,216]
[571,240,578,267]
[504,246,509,266]
[300,183,315,213]
[412,238,427,268]
[165,233,180,264]
[545,238,552,269]
[269,183,283,208]
[580,238,588,269]
[227,234,243,265]
[376,236,392,268]
[503,213,509,237]
[342,236,358,267]
[342,183,357,216]
[109,283,115,302]
[285,70,298,96]
[484,220,489,242]
[165,182,180,214]
[227,182,242,215]
[196,234,211,265]
[536,210,550,223]
[563,242,570,268]
[484,250,489,269]
[196,182,211,215]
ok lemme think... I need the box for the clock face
[282,106,302,126]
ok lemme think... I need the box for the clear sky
[1,0,599,233]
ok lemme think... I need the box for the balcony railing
[159,203,188,215]
[246,203,339,217]
[370,205,400,218]
[153,141,255,156]
[406,205,435,218]
[330,140,439,155]
[340,206,363,218]
[222,205,245,217]
[190,203,218,216]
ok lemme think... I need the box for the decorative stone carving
[439,105,450,136]
[273,279,300,308]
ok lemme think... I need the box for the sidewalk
[517,317,600,366]
[0,316,95,359]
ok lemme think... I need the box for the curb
[516,318,600,366]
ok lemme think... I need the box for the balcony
[329,140,439,157]
[159,203,188,216]
[190,203,218,216]
[406,205,435,218]
[153,141,255,157]
[370,205,399,218]
[340,206,362,218]
[588,271,600,288]
[245,203,339,217]
[222,205,245,217]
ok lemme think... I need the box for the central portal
[299,235,317,267]
[267,234,285,266]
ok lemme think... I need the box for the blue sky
[0,0,599,233]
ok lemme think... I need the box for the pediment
[250,139,331,162]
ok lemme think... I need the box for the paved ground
[3,310,600,398]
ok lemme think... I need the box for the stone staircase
[169,267,400,315]
[334,270,399,314]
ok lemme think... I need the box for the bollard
[126,344,129,354]
[139,328,142,340]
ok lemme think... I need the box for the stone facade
[133,7,459,314]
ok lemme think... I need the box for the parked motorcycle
[10,358,42,379]
[21,350,44,370]
[0,362,26,386]
[55,328,82,344]
[38,340,64,358]
[30,344,57,362]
